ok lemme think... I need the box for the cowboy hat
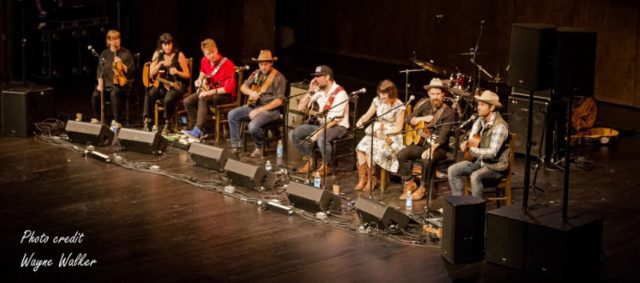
[474,90,502,108]
[251,50,278,62]
[423,78,448,91]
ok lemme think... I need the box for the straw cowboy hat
[251,50,278,62]
[474,90,502,108]
[423,78,448,91]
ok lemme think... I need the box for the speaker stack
[441,196,485,264]
[1,86,54,137]
[285,182,342,213]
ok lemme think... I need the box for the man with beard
[397,78,455,200]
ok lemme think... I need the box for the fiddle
[112,51,128,87]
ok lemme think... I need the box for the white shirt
[309,82,350,129]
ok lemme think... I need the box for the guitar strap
[258,68,278,94]
[206,57,228,87]
[321,86,345,112]
[431,104,445,126]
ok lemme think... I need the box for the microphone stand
[281,90,313,175]
[398,68,425,102]
[89,47,106,124]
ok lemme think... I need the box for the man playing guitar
[448,90,510,197]
[228,50,287,157]
[182,38,237,139]
[396,78,455,200]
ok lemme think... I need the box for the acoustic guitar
[462,133,481,161]
[153,76,182,90]
[404,120,432,146]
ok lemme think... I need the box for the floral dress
[356,97,405,173]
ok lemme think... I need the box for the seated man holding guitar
[397,78,455,200]
[143,33,191,135]
[448,90,510,197]
[182,38,237,139]
[228,50,287,157]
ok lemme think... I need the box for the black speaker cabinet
[188,142,232,171]
[224,159,267,190]
[508,93,564,161]
[65,120,114,146]
[117,128,167,155]
[486,205,603,280]
[285,182,342,213]
[1,86,54,137]
[508,23,556,91]
[355,197,410,230]
[555,27,597,97]
[441,196,485,264]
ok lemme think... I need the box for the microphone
[350,88,366,95]
[457,114,478,130]
[405,95,415,106]
[235,65,250,72]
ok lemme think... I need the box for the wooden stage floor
[1,128,640,281]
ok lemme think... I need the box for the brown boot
[411,185,426,200]
[399,179,417,200]
[363,166,378,192]
[354,163,368,191]
[297,159,314,174]
[317,164,333,175]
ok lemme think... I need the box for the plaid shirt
[469,112,509,165]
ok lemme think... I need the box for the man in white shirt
[290,65,349,175]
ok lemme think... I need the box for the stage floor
[1,124,640,281]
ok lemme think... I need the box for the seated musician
[142,33,191,135]
[182,38,237,139]
[397,78,455,200]
[228,50,287,157]
[448,90,510,197]
[353,80,405,192]
[90,29,135,128]
[290,65,349,175]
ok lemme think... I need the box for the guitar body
[405,120,431,146]
[463,134,481,161]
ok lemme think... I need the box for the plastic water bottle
[276,139,284,167]
[110,120,118,134]
[313,172,321,189]
[265,160,273,172]
[151,125,158,133]
[406,190,413,211]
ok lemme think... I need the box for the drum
[452,73,471,90]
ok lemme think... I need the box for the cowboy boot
[363,166,378,192]
[411,185,427,200]
[399,178,417,200]
[354,163,368,191]
[297,159,315,174]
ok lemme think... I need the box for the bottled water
[276,140,284,167]
[265,160,273,172]
[313,172,321,189]
[151,125,158,133]
[406,190,413,211]
[110,121,118,133]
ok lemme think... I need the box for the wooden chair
[208,68,246,145]
[464,133,516,207]
[152,57,193,131]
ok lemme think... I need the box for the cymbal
[411,58,447,75]
[460,51,484,56]
[483,77,506,84]
[449,87,472,97]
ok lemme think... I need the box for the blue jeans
[228,105,281,148]
[447,160,506,197]
[289,124,347,164]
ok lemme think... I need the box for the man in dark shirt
[397,78,455,200]
[228,50,287,158]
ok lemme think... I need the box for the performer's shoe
[363,166,378,192]
[250,148,264,158]
[142,118,151,132]
[161,120,171,136]
[399,179,417,200]
[354,163,368,191]
[297,160,315,174]
[182,127,202,139]
[316,164,333,176]
[411,185,426,200]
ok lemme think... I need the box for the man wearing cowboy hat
[228,50,287,157]
[448,90,510,197]
[396,78,456,200]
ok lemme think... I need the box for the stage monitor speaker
[285,182,342,213]
[555,27,597,97]
[1,86,54,137]
[508,23,556,91]
[355,197,410,230]
[487,205,603,280]
[441,196,485,264]
[188,142,232,171]
[508,94,564,161]
[117,128,167,155]
[224,159,276,190]
[65,120,114,146]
